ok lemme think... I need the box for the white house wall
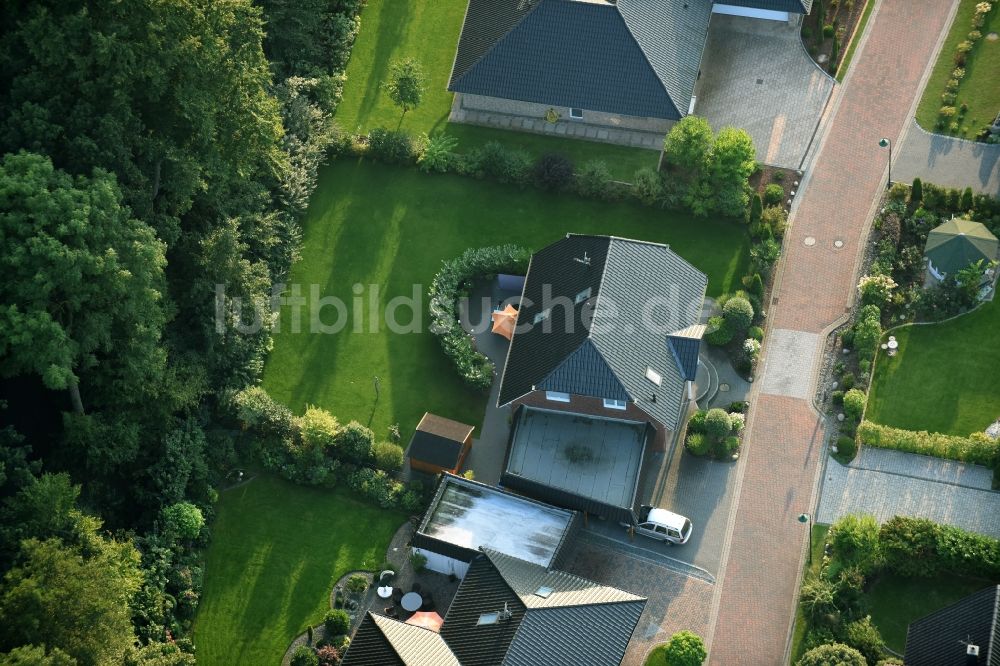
[456,93,675,134]
[412,547,470,579]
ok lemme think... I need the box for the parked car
[628,505,692,545]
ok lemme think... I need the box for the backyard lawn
[915,0,1000,137]
[262,158,750,444]
[335,0,657,179]
[868,572,995,652]
[867,298,1000,437]
[193,476,403,666]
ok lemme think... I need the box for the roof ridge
[449,0,546,89]
[610,2,681,119]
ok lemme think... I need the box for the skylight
[645,367,662,386]
[534,586,554,598]
[477,612,499,625]
[574,287,592,304]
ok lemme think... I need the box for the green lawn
[915,0,1000,137]
[193,476,403,666]
[867,298,1000,437]
[335,0,657,180]
[789,524,832,664]
[261,158,749,443]
[868,572,995,652]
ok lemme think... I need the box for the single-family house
[904,584,1000,666]
[448,0,813,136]
[495,234,707,522]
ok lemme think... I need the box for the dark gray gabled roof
[718,0,813,13]
[497,235,707,430]
[449,0,714,120]
[905,585,1000,666]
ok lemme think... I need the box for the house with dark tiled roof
[448,0,812,135]
[495,234,706,522]
[341,548,647,666]
[904,585,1000,666]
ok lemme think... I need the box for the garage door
[712,4,790,21]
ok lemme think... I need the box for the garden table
[401,592,423,612]
[377,586,393,599]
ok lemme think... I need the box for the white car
[631,505,693,545]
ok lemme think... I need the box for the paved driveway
[694,14,835,169]
[894,119,1000,196]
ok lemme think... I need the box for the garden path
[817,446,1000,536]
[895,118,1000,195]
[706,1,957,663]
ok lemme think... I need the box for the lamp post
[878,137,892,190]
[798,513,812,565]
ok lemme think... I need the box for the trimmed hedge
[880,515,1000,580]
[429,245,531,390]
[857,421,998,466]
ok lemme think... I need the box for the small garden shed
[406,413,475,475]
[924,217,999,282]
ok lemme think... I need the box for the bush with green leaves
[704,408,733,440]
[857,273,897,307]
[324,609,350,636]
[843,616,885,665]
[687,410,707,434]
[299,406,340,451]
[761,205,788,239]
[704,315,734,346]
[228,386,295,440]
[334,421,375,462]
[830,514,881,573]
[749,192,763,227]
[160,502,204,542]
[747,325,764,342]
[428,245,531,389]
[417,134,458,173]
[723,297,754,332]
[633,167,663,205]
[465,141,531,185]
[575,160,615,200]
[291,646,318,666]
[836,435,857,459]
[661,630,707,666]
[763,183,784,205]
[856,421,997,466]
[315,644,341,666]
[852,317,882,363]
[686,433,710,456]
[531,153,575,191]
[842,389,866,422]
[410,551,428,572]
[799,576,838,622]
[367,127,415,165]
[373,441,404,472]
[797,642,865,666]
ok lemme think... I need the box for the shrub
[663,115,713,174]
[633,167,663,205]
[335,421,375,462]
[969,29,983,41]
[822,24,835,38]
[575,160,614,200]
[367,127,414,164]
[839,372,855,390]
[347,574,368,596]
[723,436,740,455]
[797,643,865,666]
[761,206,789,239]
[957,40,974,54]
[857,273,896,307]
[763,183,784,205]
[428,245,531,389]
[291,646,318,666]
[229,386,295,439]
[161,502,205,541]
[830,514,881,573]
[910,177,922,204]
[842,389,867,421]
[315,645,341,666]
[853,317,882,362]
[856,421,998,466]
[417,133,458,173]
[300,406,340,451]
[803,628,838,653]
[466,141,531,185]
[747,325,764,342]
[704,408,733,440]
[661,630,707,666]
[704,315,734,346]
[831,390,844,405]
[960,186,974,211]
[836,435,857,459]
[688,410,707,434]
[749,193,763,227]
[723,297,755,332]
[531,153,575,191]
[324,609,350,636]
[799,576,838,622]
[729,412,746,434]
[843,616,885,666]
[686,433,710,456]
[410,551,428,572]
[373,441,404,472]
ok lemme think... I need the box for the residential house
[905,584,1000,666]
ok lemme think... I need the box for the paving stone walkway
[707,2,956,664]
[817,447,1000,537]
[894,119,1000,196]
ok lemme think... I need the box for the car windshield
[683,519,692,536]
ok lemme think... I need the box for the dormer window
[574,288,592,304]
[533,309,550,324]
[645,367,662,386]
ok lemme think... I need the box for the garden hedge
[429,245,530,390]
[856,421,998,466]
[880,515,1000,580]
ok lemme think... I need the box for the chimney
[967,643,980,665]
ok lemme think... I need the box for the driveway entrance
[694,14,835,169]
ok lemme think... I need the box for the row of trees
[0,0,358,662]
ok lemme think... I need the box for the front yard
[866,297,1000,437]
[334,0,657,179]
[193,476,403,666]
[261,158,749,445]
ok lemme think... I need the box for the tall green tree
[662,116,714,176]
[0,152,167,415]
[384,58,426,119]
[707,127,757,217]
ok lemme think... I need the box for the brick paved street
[708,2,957,664]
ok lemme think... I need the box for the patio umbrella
[405,610,444,633]
[491,304,518,341]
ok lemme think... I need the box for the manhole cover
[719,383,730,392]
[804,236,817,246]
[834,239,844,249]
[987,32,998,41]
[756,78,764,84]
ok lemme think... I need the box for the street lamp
[798,513,812,565]
[878,137,892,190]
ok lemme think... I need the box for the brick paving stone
[709,3,955,663]
[758,329,821,399]
[850,446,994,489]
